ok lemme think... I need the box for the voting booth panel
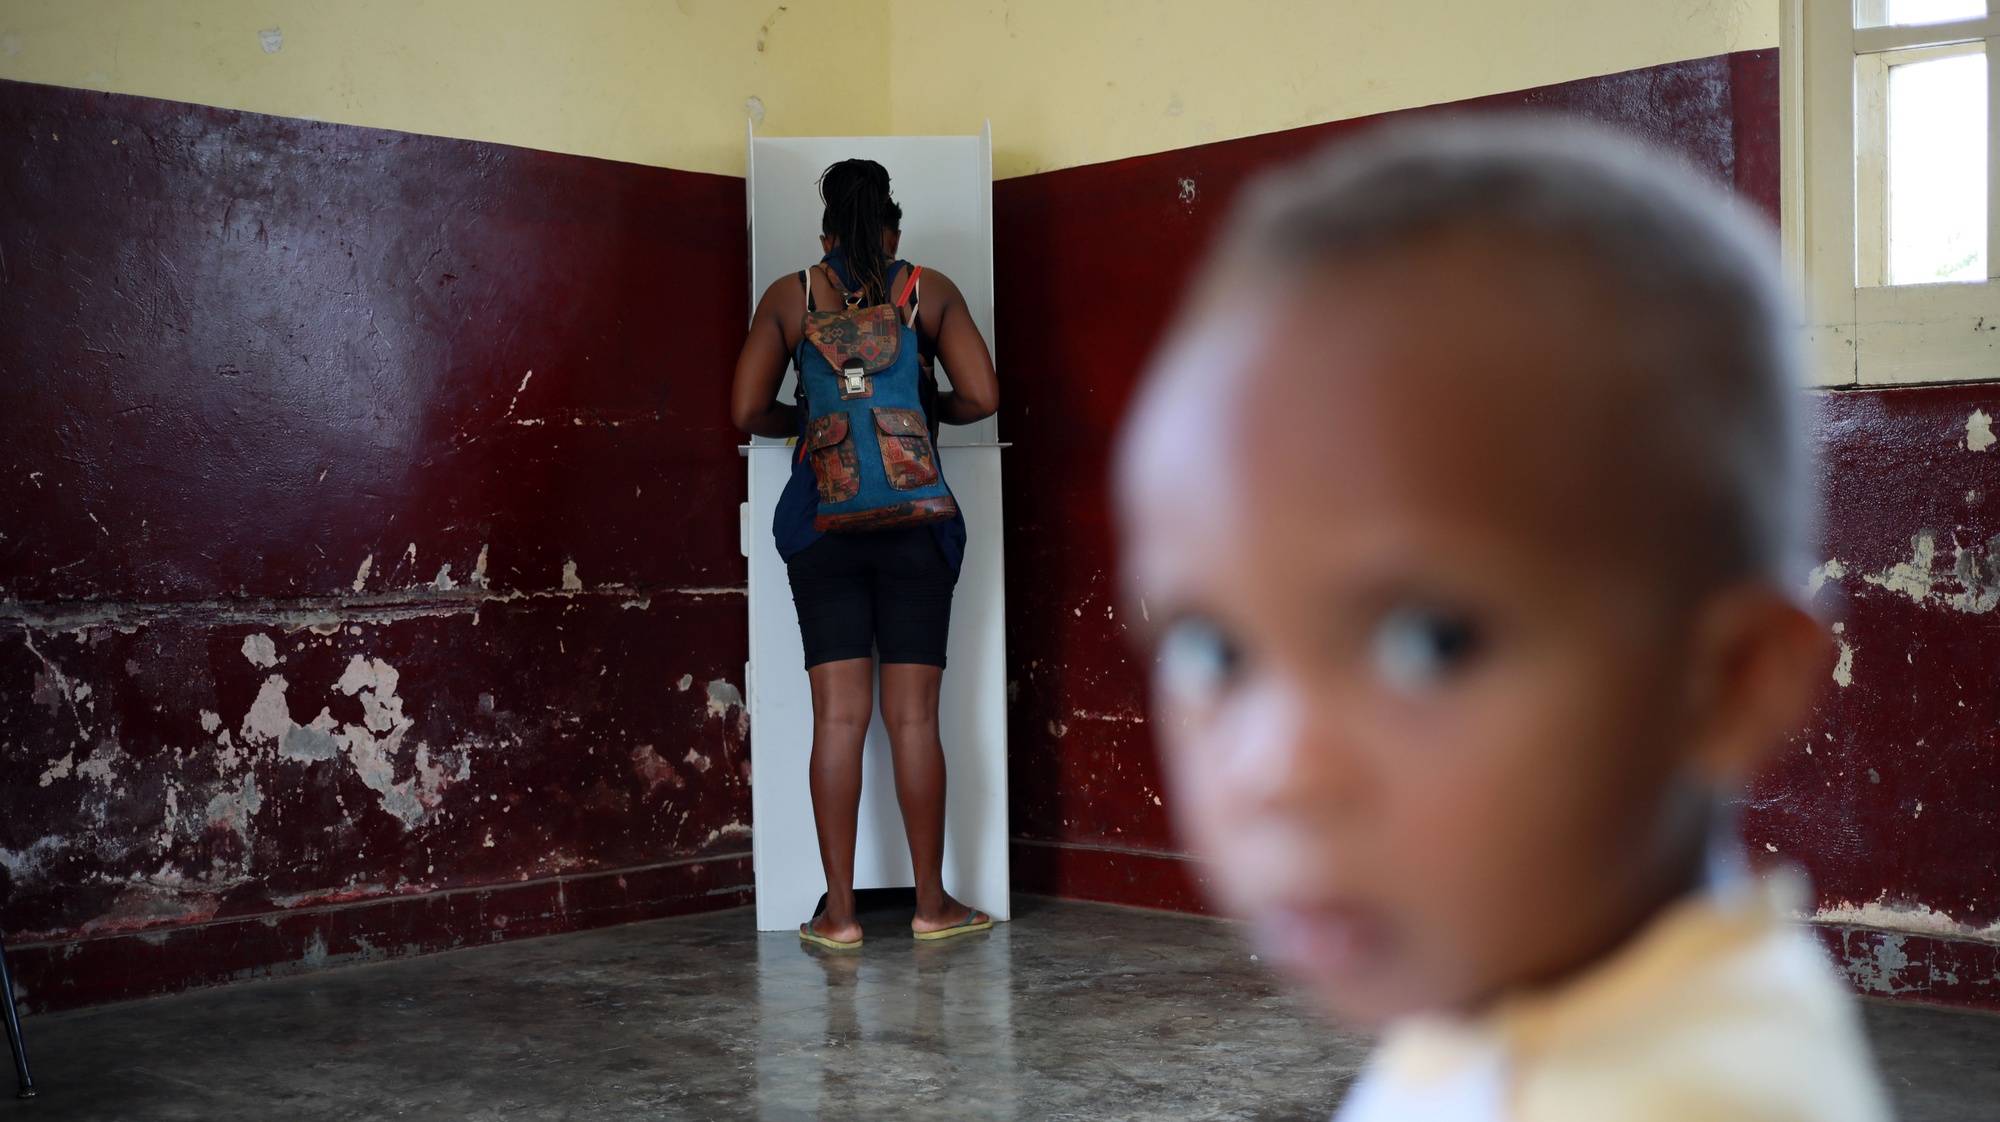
[744,129,1009,931]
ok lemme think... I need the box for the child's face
[1116,240,1717,1026]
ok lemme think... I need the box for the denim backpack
[795,264,959,532]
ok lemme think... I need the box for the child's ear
[1683,584,1832,785]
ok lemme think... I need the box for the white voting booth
[742,127,1009,931]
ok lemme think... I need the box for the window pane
[1856,0,1986,27]
[1887,49,1986,284]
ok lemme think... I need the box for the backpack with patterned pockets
[795,264,959,532]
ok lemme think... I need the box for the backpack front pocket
[873,408,939,490]
[805,412,861,503]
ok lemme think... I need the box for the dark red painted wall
[994,50,2000,1010]
[0,79,753,1012]
[1755,383,2000,1008]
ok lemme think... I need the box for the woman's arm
[730,278,802,438]
[919,270,999,425]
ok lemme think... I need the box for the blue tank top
[771,251,968,574]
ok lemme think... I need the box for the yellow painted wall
[888,1,1781,178]
[0,1,1778,178]
[0,0,890,177]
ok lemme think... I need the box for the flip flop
[799,921,862,951]
[912,908,993,941]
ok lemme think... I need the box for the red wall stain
[995,51,1779,907]
[0,79,752,1012]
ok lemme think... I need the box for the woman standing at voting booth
[731,159,1001,949]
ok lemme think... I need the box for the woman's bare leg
[806,657,875,942]
[879,662,983,930]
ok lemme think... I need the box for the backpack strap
[894,266,923,329]
[815,262,870,308]
[794,270,813,416]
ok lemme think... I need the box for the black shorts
[786,528,958,669]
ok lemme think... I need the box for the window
[1785,0,2000,385]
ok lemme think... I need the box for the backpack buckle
[841,362,868,397]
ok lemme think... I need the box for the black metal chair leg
[0,935,34,1099]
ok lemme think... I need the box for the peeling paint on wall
[333,655,464,827]
[240,633,278,668]
[240,675,293,746]
[704,678,743,715]
[704,679,747,737]
[0,837,66,884]
[36,753,73,787]
[1863,532,1938,603]
[1843,529,2000,614]
[1805,558,1846,599]
[1846,931,1913,994]
[280,711,341,764]
[701,822,751,847]
[1830,623,1854,688]
[73,744,119,786]
[1814,897,2000,942]
[1966,409,1994,452]
[205,774,263,844]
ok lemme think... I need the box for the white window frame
[1783,0,2000,387]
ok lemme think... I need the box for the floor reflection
[755,901,1020,1120]
[0,897,1441,1120]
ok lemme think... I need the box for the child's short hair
[1212,115,1808,590]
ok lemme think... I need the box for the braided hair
[818,159,902,305]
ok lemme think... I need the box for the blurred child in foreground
[1113,118,1890,1122]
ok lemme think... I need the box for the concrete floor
[0,896,1994,1121]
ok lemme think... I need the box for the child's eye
[1155,616,1243,704]
[1369,605,1481,692]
